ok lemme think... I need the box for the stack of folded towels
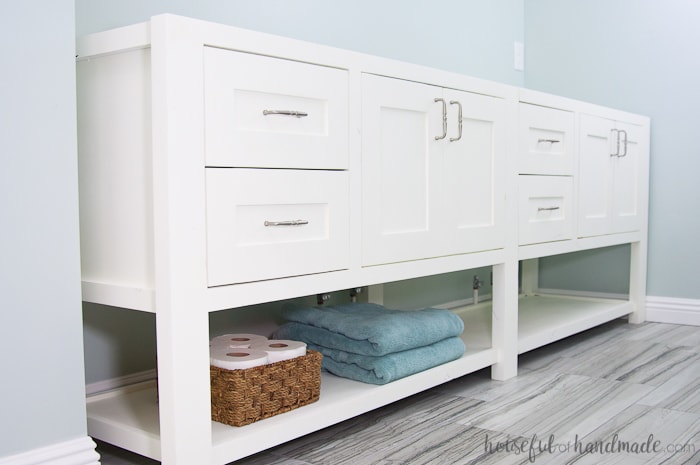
[274,302,465,385]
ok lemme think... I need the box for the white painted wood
[442,87,507,256]
[361,74,506,266]
[81,281,155,313]
[578,113,647,238]
[578,113,616,237]
[76,47,154,292]
[75,21,150,58]
[360,74,441,265]
[204,47,348,169]
[628,118,650,325]
[0,436,99,465]
[149,15,212,465]
[74,13,649,465]
[518,175,574,245]
[520,258,539,296]
[203,248,507,312]
[628,240,648,324]
[491,260,519,380]
[612,121,644,234]
[366,284,385,305]
[518,294,633,353]
[205,169,349,285]
[518,103,575,175]
[518,230,642,261]
[86,382,162,461]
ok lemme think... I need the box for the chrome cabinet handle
[610,129,620,157]
[449,100,463,142]
[618,129,628,157]
[537,206,560,212]
[262,110,308,118]
[434,98,447,140]
[537,138,560,144]
[610,129,629,157]
[264,219,309,227]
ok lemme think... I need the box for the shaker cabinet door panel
[361,74,442,265]
[361,74,504,266]
[578,114,644,238]
[442,88,505,254]
[578,114,615,237]
[611,121,642,234]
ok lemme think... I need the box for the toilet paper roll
[210,347,269,370]
[210,333,268,349]
[250,339,307,363]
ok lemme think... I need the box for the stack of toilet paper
[209,333,307,370]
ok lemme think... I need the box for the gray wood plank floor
[96,319,700,464]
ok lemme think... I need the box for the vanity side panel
[77,48,154,292]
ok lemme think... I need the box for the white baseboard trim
[646,295,700,326]
[0,436,99,465]
[85,368,157,396]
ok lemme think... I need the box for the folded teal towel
[278,302,464,356]
[308,337,465,385]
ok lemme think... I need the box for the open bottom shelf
[86,293,632,463]
[86,304,496,464]
[517,293,633,353]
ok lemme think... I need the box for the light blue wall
[0,0,88,457]
[525,0,700,299]
[76,0,525,86]
[538,246,631,295]
[83,304,157,385]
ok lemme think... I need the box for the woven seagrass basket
[210,349,322,427]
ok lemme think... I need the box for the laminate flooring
[96,319,700,464]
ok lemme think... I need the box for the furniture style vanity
[76,15,649,465]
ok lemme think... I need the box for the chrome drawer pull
[610,128,620,156]
[537,206,560,212]
[262,110,308,118]
[618,129,628,157]
[537,138,560,144]
[434,98,447,140]
[449,100,463,142]
[264,219,309,227]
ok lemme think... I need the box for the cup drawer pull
[262,109,309,118]
[264,219,310,227]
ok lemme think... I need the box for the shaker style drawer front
[204,47,348,169]
[518,176,574,246]
[518,103,575,175]
[206,169,349,286]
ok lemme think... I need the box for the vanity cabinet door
[361,74,442,265]
[578,114,644,237]
[361,74,505,266]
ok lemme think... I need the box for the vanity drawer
[518,103,575,175]
[204,47,348,169]
[206,169,349,286]
[518,176,574,246]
